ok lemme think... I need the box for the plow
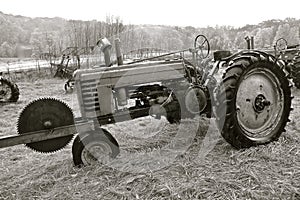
[0,34,293,166]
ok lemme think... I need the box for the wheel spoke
[194,35,210,59]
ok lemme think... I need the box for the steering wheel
[194,34,210,59]
[275,38,288,52]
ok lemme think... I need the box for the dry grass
[0,76,299,200]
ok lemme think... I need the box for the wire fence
[0,55,102,80]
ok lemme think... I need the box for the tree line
[0,11,300,58]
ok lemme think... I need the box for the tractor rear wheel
[216,51,292,148]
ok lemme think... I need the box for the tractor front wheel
[72,129,120,166]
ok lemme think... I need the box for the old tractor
[246,36,300,88]
[0,34,292,166]
[0,73,19,103]
[272,38,300,88]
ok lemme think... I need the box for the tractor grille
[80,79,100,113]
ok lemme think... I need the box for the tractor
[272,38,300,89]
[246,36,300,88]
[0,34,292,166]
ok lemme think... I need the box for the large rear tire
[216,51,292,148]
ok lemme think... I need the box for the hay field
[0,77,299,200]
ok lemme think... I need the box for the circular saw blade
[17,97,75,153]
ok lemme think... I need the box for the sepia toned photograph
[0,0,299,199]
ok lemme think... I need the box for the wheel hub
[81,141,113,165]
[253,94,271,113]
[43,120,53,128]
[236,68,284,138]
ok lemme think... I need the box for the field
[0,76,299,200]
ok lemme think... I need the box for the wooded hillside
[0,11,299,57]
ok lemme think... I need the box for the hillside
[0,11,300,57]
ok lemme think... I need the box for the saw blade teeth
[17,97,75,153]
[24,142,71,154]
[17,97,49,132]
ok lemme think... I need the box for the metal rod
[0,125,76,148]
[127,48,192,64]
[245,36,251,50]
[251,36,254,49]
[0,120,94,149]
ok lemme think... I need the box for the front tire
[72,129,120,166]
[216,51,292,148]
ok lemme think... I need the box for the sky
[1,0,300,28]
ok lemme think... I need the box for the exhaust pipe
[115,38,123,66]
[245,36,251,49]
[250,36,254,49]
[245,36,254,49]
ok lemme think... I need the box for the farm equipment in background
[0,34,292,166]
[246,36,300,88]
[51,47,78,79]
[272,38,300,88]
[0,73,19,103]
[51,46,94,92]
